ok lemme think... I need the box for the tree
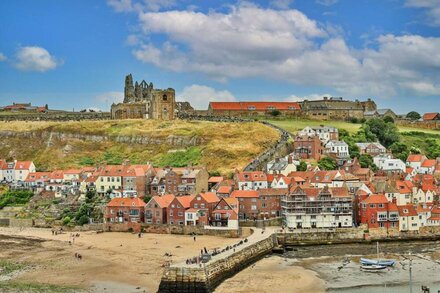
[383,116,395,124]
[270,110,281,117]
[78,215,90,226]
[360,118,400,148]
[358,154,378,171]
[407,111,421,120]
[297,161,307,171]
[62,216,71,226]
[318,157,337,170]
[389,142,409,161]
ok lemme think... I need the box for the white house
[374,155,406,172]
[235,171,268,191]
[419,159,437,175]
[0,160,36,183]
[298,126,338,144]
[325,140,350,158]
[398,205,421,232]
[266,156,297,176]
[406,154,427,173]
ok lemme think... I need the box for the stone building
[301,97,376,120]
[111,74,176,120]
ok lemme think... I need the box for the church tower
[124,74,135,103]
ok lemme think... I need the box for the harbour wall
[158,234,276,292]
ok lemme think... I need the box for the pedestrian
[193,236,196,242]
[204,247,207,254]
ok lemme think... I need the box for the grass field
[264,118,440,135]
[0,119,279,175]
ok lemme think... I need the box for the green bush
[156,147,202,167]
[0,190,34,209]
[77,215,89,226]
[62,216,71,226]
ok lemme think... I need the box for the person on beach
[193,236,196,242]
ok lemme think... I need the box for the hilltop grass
[0,119,279,175]
[264,118,440,135]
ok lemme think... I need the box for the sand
[0,227,242,292]
[215,255,326,293]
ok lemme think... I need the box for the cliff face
[0,130,204,147]
[0,120,279,175]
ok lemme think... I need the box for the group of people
[186,238,249,265]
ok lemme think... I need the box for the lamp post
[409,253,413,293]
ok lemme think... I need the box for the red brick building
[105,197,146,223]
[167,195,194,225]
[231,190,260,220]
[293,136,323,161]
[145,194,175,224]
[360,194,399,229]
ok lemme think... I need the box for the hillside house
[105,197,146,223]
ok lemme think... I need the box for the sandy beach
[0,227,242,292]
[215,255,326,293]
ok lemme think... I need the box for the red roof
[150,194,175,208]
[236,171,267,182]
[177,195,195,208]
[422,112,439,121]
[217,185,232,194]
[208,176,224,183]
[397,205,418,217]
[14,161,33,170]
[421,159,436,168]
[210,102,301,111]
[362,194,388,205]
[407,154,424,163]
[231,190,259,198]
[107,197,146,207]
[25,172,51,182]
[200,192,220,203]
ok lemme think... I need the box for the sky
[0,0,439,113]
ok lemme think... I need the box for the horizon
[1,0,440,113]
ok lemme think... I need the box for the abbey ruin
[111,74,176,120]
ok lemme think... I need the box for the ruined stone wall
[396,119,440,131]
[158,235,275,292]
[0,112,111,121]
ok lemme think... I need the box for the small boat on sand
[360,264,387,272]
[361,242,396,268]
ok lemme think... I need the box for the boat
[360,264,387,272]
[361,242,396,267]
[361,258,395,267]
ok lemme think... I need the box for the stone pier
[158,229,276,293]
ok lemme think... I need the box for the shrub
[62,216,71,226]
[77,215,89,226]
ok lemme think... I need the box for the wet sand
[215,255,326,293]
[0,227,242,292]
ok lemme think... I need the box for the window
[296,215,302,220]
[163,94,168,101]
[369,204,376,208]
[378,204,384,208]
[194,203,198,208]
[251,205,257,210]
[200,203,205,208]
[178,212,183,216]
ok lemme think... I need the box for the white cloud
[285,93,334,102]
[126,4,440,99]
[405,0,440,26]
[0,53,6,61]
[270,0,294,10]
[14,46,61,72]
[316,0,339,6]
[107,0,176,13]
[177,85,236,109]
[107,0,134,12]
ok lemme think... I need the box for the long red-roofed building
[208,101,301,117]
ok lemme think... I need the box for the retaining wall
[158,235,275,292]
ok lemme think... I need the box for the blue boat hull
[361,258,395,267]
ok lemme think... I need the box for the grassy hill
[265,118,440,156]
[0,120,279,175]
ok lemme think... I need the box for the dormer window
[267,106,275,110]
[248,106,256,110]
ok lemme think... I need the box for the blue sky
[0,0,439,113]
